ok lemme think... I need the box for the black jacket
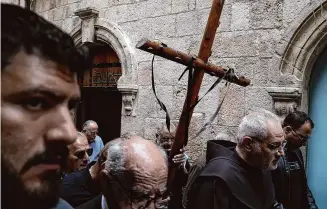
[271,148,318,209]
[186,140,284,209]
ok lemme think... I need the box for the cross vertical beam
[167,0,226,191]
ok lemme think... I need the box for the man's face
[1,51,80,208]
[83,123,98,143]
[284,122,312,149]
[67,135,92,173]
[157,130,175,153]
[252,120,286,170]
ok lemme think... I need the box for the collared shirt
[101,195,109,209]
[89,135,104,162]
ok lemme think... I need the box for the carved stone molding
[117,84,138,116]
[74,7,99,43]
[266,87,302,116]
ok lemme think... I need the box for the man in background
[66,132,92,174]
[272,111,318,209]
[82,120,104,162]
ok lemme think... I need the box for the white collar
[101,195,109,209]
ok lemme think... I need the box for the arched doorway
[307,47,327,209]
[76,43,122,144]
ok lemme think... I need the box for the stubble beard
[1,160,61,209]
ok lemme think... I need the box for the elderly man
[186,110,286,209]
[66,132,93,174]
[82,120,104,162]
[61,142,110,207]
[76,134,169,209]
[272,111,318,209]
[1,4,90,209]
[155,124,190,209]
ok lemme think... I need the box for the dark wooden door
[76,45,122,144]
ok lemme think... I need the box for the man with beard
[271,111,318,209]
[1,4,90,209]
[82,120,104,162]
[66,132,93,174]
[186,110,286,209]
[156,124,190,209]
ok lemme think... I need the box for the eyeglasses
[291,128,310,142]
[74,148,93,159]
[252,137,287,152]
[111,175,169,209]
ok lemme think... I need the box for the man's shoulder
[75,195,102,209]
[62,168,88,185]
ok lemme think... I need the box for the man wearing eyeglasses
[66,132,93,174]
[271,111,318,209]
[186,110,286,209]
[76,134,169,209]
[82,120,104,163]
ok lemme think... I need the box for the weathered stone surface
[65,2,79,18]
[172,0,195,13]
[282,0,310,26]
[245,87,273,114]
[250,0,283,29]
[195,0,212,9]
[231,2,250,31]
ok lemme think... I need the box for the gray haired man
[186,110,286,209]
[82,120,104,162]
[76,134,169,209]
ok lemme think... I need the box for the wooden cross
[136,0,251,191]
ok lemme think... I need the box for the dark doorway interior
[76,88,122,144]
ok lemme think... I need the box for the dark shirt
[288,151,305,209]
[60,165,100,208]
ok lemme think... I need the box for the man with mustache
[66,132,93,174]
[271,111,318,209]
[186,110,286,209]
[1,4,90,209]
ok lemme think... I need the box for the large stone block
[146,0,172,18]
[231,2,250,31]
[172,0,196,13]
[249,0,283,29]
[120,115,144,136]
[65,2,79,18]
[53,6,65,20]
[143,117,166,140]
[245,87,273,114]
[150,15,177,39]
[217,85,245,126]
[212,31,259,57]
[104,1,148,23]
[282,0,310,26]
[252,58,273,86]
[195,0,212,9]
[176,11,200,36]
[137,85,174,119]
[257,29,283,58]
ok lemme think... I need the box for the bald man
[66,132,93,174]
[76,134,169,209]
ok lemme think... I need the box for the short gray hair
[82,120,97,129]
[237,109,281,143]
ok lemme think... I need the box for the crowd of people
[1,4,319,209]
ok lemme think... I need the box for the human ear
[243,137,254,151]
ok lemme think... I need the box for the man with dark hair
[186,110,285,209]
[271,110,318,209]
[1,4,90,209]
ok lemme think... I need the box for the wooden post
[167,0,226,191]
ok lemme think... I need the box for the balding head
[101,134,168,209]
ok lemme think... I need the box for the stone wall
[30,0,324,162]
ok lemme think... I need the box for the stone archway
[70,7,138,116]
[268,1,327,116]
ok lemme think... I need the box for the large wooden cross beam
[136,0,251,192]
